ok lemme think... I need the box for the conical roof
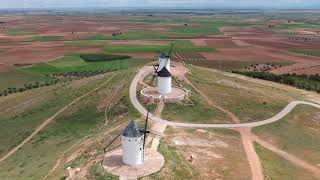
[123,121,143,138]
[157,67,171,77]
[159,53,169,59]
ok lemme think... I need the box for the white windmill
[104,107,151,166]
[151,45,182,95]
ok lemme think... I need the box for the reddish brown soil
[0,34,31,43]
[221,27,274,38]
[0,42,102,65]
[200,47,320,63]
[205,39,238,47]
[106,40,171,46]
[291,28,319,35]
[242,39,320,50]
[174,52,206,60]
[191,39,207,46]
[0,64,15,72]
[272,62,320,75]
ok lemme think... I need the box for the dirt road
[253,135,320,177]
[0,73,117,163]
[185,76,263,180]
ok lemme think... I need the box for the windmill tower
[122,121,144,166]
[156,53,172,95]
[122,108,150,166]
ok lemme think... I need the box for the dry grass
[187,65,305,122]
[146,127,251,180]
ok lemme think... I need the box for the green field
[0,69,140,179]
[255,143,318,180]
[104,45,170,53]
[31,36,64,42]
[161,84,230,124]
[148,140,199,179]
[64,41,106,46]
[141,72,230,123]
[21,55,148,74]
[253,105,320,166]
[0,76,107,158]
[6,28,36,36]
[81,31,166,41]
[0,54,149,104]
[280,22,320,29]
[187,65,304,122]
[289,50,320,57]
[105,44,169,53]
[185,60,292,72]
[0,70,54,92]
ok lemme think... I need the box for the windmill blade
[151,74,157,82]
[150,65,158,82]
[169,71,183,88]
[103,133,121,153]
[168,43,174,57]
[142,104,150,160]
[142,105,149,148]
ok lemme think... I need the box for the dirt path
[184,77,240,124]
[239,129,264,180]
[154,102,164,117]
[0,73,117,163]
[42,137,91,180]
[253,135,320,177]
[104,82,125,125]
[185,77,263,180]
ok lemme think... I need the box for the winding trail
[0,73,117,163]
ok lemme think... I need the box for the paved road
[129,66,320,129]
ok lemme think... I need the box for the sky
[1,0,320,9]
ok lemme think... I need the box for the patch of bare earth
[0,42,102,65]
[0,64,15,72]
[200,47,319,63]
[191,39,207,46]
[242,39,320,50]
[164,128,251,179]
[272,62,320,75]
[205,39,238,47]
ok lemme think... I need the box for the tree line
[232,71,320,93]
[0,80,59,97]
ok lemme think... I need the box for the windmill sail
[142,104,151,161]
[157,53,169,72]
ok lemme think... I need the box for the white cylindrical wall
[157,77,172,94]
[122,136,144,166]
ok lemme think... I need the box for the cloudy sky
[1,0,320,9]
